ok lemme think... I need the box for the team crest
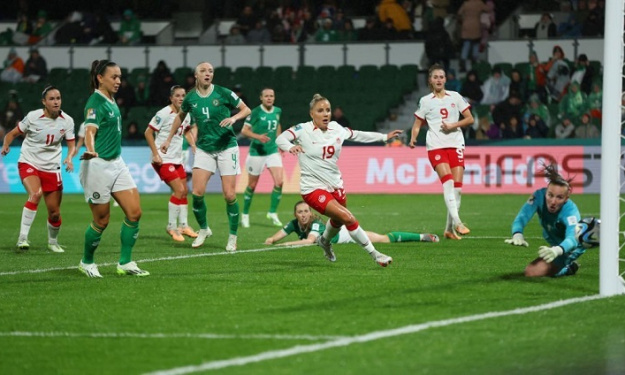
[213,99,220,106]
[451,103,456,108]
[435,155,441,161]
[318,195,326,203]
[168,165,175,172]
[27,168,34,173]
[86,108,96,120]
[93,192,100,199]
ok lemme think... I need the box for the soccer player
[264,201,440,246]
[275,93,402,267]
[504,164,587,277]
[160,61,251,251]
[1,86,75,252]
[240,87,284,228]
[144,85,198,242]
[409,63,474,240]
[78,59,149,278]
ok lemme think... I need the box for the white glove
[538,246,563,263]
[504,233,528,247]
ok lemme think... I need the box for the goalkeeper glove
[538,246,563,263]
[504,233,528,247]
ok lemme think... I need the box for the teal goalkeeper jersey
[83,90,122,160]
[182,85,241,153]
[511,187,585,259]
[246,105,281,156]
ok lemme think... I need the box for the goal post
[599,0,625,296]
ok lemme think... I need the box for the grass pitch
[0,192,623,375]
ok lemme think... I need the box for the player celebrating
[1,86,75,252]
[409,63,474,240]
[505,164,589,277]
[144,85,198,242]
[78,59,149,278]
[160,61,251,251]
[276,93,402,267]
[265,201,440,246]
[240,87,284,228]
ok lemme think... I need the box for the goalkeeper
[504,164,587,277]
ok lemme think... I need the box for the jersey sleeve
[350,128,387,143]
[64,117,76,141]
[276,123,303,152]
[17,113,31,133]
[148,112,163,131]
[511,193,539,235]
[455,91,471,114]
[223,87,242,109]
[414,96,427,120]
[558,206,581,252]
[309,220,324,239]
[84,102,99,127]
[182,113,192,130]
[283,220,296,235]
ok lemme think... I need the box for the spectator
[315,18,338,42]
[333,8,347,31]
[378,18,399,40]
[460,70,484,105]
[30,10,53,44]
[527,51,550,103]
[425,17,454,70]
[445,69,462,92]
[149,60,175,106]
[358,16,379,41]
[22,47,47,83]
[182,72,195,92]
[91,12,118,45]
[225,24,246,44]
[554,116,576,139]
[135,76,149,106]
[509,68,527,102]
[559,81,588,120]
[475,115,500,140]
[378,0,413,39]
[570,54,595,95]
[115,77,137,116]
[587,81,602,120]
[338,19,358,41]
[331,106,350,128]
[1,48,25,83]
[575,113,600,139]
[118,9,142,45]
[457,0,489,72]
[125,121,143,141]
[546,45,570,102]
[12,12,32,45]
[271,24,289,43]
[535,12,557,39]
[480,0,495,51]
[500,116,523,139]
[54,11,84,44]
[236,6,258,36]
[524,114,549,139]
[557,14,581,38]
[246,20,271,44]
[480,67,511,106]
[0,93,23,137]
[492,93,523,128]
[524,94,551,128]
[582,2,604,37]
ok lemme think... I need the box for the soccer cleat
[421,233,440,243]
[455,223,470,235]
[79,261,103,278]
[373,252,393,267]
[266,212,283,227]
[317,236,336,262]
[47,243,65,253]
[192,228,213,248]
[16,238,30,251]
[241,214,250,228]
[179,226,198,238]
[444,230,462,240]
[226,234,237,252]
[116,261,150,277]
[167,228,184,242]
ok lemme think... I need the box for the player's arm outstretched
[350,129,402,144]
[504,196,538,247]
[1,126,23,155]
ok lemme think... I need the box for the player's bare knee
[223,192,237,202]
[29,190,43,204]
[127,208,142,222]
[49,212,61,223]
[248,181,258,190]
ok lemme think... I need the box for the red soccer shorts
[152,163,186,183]
[428,147,465,169]
[18,162,62,192]
[302,188,346,215]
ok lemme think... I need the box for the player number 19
[322,145,335,159]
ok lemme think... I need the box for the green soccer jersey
[246,105,282,156]
[83,90,122,160]
[182,85,241,153]
[283,218,326,240]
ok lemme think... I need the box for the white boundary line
[145,294,606,375]
[0,331,346,341]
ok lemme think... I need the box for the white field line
[145,294,606,375]
[0,237,540,277]
[0,331,346,341]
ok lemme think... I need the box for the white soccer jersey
[17,109,75,171]
[148,106,191,164]
[414,90,471,151]
[276,121,386,194]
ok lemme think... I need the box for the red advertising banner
[237,146,593,194]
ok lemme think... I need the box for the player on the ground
[78,59,149,278]
[276,93,402,267]
[1,86,75,252]
[240,87,284,228]
[144,85,198,242]
[160,61,251,251]
[265,201,440,246]
[409,63,474,240]
[504,164,589,277]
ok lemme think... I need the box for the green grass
[0,193,623,375]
